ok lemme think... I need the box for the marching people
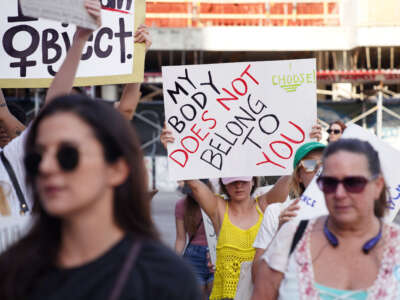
[251,141,325,280]
[175,181,214,299]
[0,94,202,300]
[251,138,399,299]
[161,118,323,299]
[0,1,202,299]
[161,126,291,300]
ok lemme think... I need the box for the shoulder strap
[289,220,309,256]
[108,240,142,300]
[1,151,29,214]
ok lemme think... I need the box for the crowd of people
[0,1,399,299]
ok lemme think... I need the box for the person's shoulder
[135,239,202,299]
[175,197,186,209]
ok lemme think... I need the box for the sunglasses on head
[327,129,341,135]
[316,175,377,194]
[300,159,321,173]
[24,144,79,177]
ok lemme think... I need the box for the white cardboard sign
[0,216,32,253]
[1,0,144,87]
[234,261,253,300]
[162,59,317,180]
[296,124,400,222]
[201,209,217,265]
[20,0,99,30]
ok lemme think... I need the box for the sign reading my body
[166,64,305,171]
[3,3,132,77]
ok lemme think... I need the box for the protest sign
[1,0,145,88]
[234,261,253,300]
[162,59,317,180]
[0,215,32,253]
[201,209,217,265]
[20,0,99,30]
[296,124,400,222]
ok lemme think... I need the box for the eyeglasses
[327,129,341,135]
[24,144,79,177]
[316,175,376,194]
[300,159,321,173]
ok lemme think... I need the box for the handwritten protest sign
[20,0,99,30]
[1,0,145,88]
[296,124,400,222]
[294,167,326,221]
[201,209,217,265]
[0,216,32,253]
[162,59,317,180]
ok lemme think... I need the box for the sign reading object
[162,59,317,180]
[1,0,145,88]
[297,124,400,223]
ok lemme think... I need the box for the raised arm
[44,0,101,105]
[258,175,291,212]
[160,125,223,232]
[0,89,25,140]
[185,179,222,231]
[117,24,152,120]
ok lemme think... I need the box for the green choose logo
[272,66,316,93]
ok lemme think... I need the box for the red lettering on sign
[169,149,189,168]
[256,151,285,169]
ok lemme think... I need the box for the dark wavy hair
[322,138,387,218]
[0,95,158,299]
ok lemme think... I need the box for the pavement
[151,190,182,249]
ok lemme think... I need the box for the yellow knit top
[210,198,263,300]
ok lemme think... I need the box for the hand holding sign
[161,124,175,149]
[74,0,102,39]
[134,24,152,52]
[20,0,101,30]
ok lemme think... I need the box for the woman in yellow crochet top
[186,177,289,300]
[160,127,290,299]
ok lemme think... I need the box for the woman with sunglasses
[251,138,400,300]
[327,120,346,143]
[0,95,202,300]
[251,141,325,281]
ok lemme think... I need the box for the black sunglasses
[317,176,376,194]
[24,144,79,177]
[327,129,341,135]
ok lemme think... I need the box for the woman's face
[34,112,124,218]
[224,180,253,201]
[321,150,384,225]
[297,150,323,189]
[328,123,343,143]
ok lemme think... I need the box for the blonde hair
[289,164,304,199]
[289,148,324,199]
